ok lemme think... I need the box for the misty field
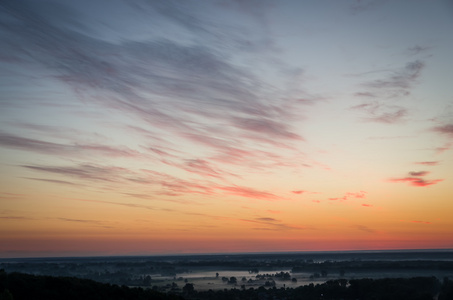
[2,250,453,293]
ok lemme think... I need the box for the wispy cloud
[217,185,280,200]
[328,191,366,201]
[169,158,237,179]
[411,220,431,224]
[351,102,407,124]
[352,60,425,123]
[389,177,443,187]
[414,161,439,166]
[351,224,375,233]
[408,171,429,177]
[399,219,432,224]
[0,0,315,218]
[255,217,278,222]
[239,217,307,231]
[0,193,25,200]
[0,216,34,220]
[365,61,424,90]
[22,177,79,186]
[22,162,284,201]
[292,190,307,194]
[435,143,452,154]
[21,162,215,196]
[0,0,305,160]
[72,198,161,212]
[406,45,431,56]
[0,132,141,158]
[22,164,129,183]
[433,124,453,137]
[55,217,112,228]
[389,170,443,187]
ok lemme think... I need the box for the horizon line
[2,247,453,260]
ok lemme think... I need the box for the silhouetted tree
[228,277,237,284]
[143,275,151,286]
[182,283,194,295]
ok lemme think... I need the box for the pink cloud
[414,161,439,166]
[329,191,367,201]
[147,146,179,158]
[435,143,451,154]
[346,191,367,198]
[361,204,373,207]
[389,177,443,187]
[411,220,431,224]
[180,159,222,178]
[184,132,294,169]
[433,124,453,137]
[292,190,306,194]
[255,217,278,222]
[218,186,279,200]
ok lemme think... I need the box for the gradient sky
[1,0,453,258]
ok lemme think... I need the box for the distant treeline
[189,277,453,300]
[2,270,453,300]
[290,259,453,273]
[3,259,453,280]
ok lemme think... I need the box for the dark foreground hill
[1,269,453,300]
[0,270,182,300]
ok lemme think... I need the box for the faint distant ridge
[1,248,453,263]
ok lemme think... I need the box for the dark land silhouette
[1,250,453,299]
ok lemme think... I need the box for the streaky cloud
[351,224,376,233]
[0,0,305,161]
[408,171,429,177]
[414,161,439,166]
[255,217,278,222]
[389,177,443,187]
[411,220,431,224]
[352,60,425,123]
[351,102,407,124]
[0,132,141,158]
[365,60,424,90]
[433,124,453,137]
[292,190,307,194]
[22,177,79,186]
[435,143,452,154]
[328,191,366,201]
[22,164,130,183]
[218,185,280,200]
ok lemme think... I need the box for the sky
[1,0,453,258]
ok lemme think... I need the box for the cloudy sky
[1,0,453,258]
